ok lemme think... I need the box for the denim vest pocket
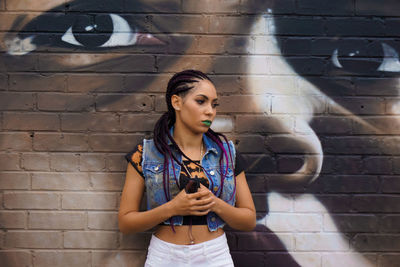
[143,163,167,209]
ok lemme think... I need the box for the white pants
[144,233,234,267]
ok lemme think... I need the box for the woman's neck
[173,122,204,159]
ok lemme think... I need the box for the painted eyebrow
[196,94,218,102]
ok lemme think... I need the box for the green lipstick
[202,120,212,127]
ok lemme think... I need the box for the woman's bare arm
[118,164,214,234]
[204,171,256,231]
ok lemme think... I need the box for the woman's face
[174,79,218,134]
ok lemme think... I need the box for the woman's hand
[168,187,215,216]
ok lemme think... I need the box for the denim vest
[141,133,236,232]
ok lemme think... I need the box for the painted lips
[202,120,212,127]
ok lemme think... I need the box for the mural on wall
[1,0,399,266]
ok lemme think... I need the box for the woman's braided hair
[153,69,235,206]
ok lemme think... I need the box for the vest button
[213,186,218,192]
[211,217,216,222]
[210,171,215,175]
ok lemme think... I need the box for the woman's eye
[213,103,220,108]
[331,43,400,73]
[196,100,205,105]
[62,14,145,48]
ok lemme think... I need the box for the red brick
[236,115,294,133]
[311,116,352,134]
[92,251,147,267]
[320,175,379,193]
[182,0,239,13]
[0,153,20,170]
[3,112,59,131]
[0,133,32,151]
[6,0,65,11]
[79,154,106,171]
[9,73,66,92]
[324,214,378,233]
[32,173,90,190]
[106,154,126,172]
[28,211,85,230]
[49,153,79,172]
[62,193,117,210]
[21,153,50,171]
[237,232,293,251]
[156,55,214,73]
[5,231,63,248]
[120,114,159,132]
[352,195,400,213]
[322,253,377,267]
[64,231,118,249]
[33,251,90,267]
[0,251,31,267]
[363,157,393,174]
[379,254,400,267]
[151,15,209,33]
[329,97,385,115]
[381,176,400,193]
[334,156,363,175]
[90,173,124,191]
[89,134,142,152]
[296,233,349,251]
[196,36,252,55]
[61,113,120,132]
[0,53,37,71]
[33,133,88,152]
[0,211,26,229]
[38,54,155,72]
[385,98,400,115]
[37,93,94,111]
[218,95,269,113]
[67,74,124,93]
[214,56,268,74]
[0,92,34,111]
[88,211,118,230]
[210,16,265,34]
[353,117,400,134]
[0,172,30,190]
[95,94,153,112]
[120,232,152,249]
[124,74,170,93]
[4,192,59,210]
[353,234,400,252]
[380,215,400,233]
[272,95,325,114]
[241,75,296,95]
[0,73,7,90]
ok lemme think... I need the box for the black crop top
[125,143,247,225]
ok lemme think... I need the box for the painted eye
[377,43,400,72]
[331,43,400,73]
[61,14,160,48]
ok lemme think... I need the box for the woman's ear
[171,94,182,111]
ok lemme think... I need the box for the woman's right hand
[167,189,215,216]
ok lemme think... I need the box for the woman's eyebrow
[196,94,218,101]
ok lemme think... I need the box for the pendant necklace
[182,141,203,245]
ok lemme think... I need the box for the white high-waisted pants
[144,233,234,267]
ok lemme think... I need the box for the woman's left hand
[198,184,221,213]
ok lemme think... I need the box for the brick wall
[1,0,399,266]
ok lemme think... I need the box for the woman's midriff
[155,225,224,245]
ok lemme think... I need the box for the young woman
[118,69,256,267]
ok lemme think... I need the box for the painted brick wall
[1,0,399,266]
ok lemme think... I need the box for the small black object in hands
[185,179,200,194]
